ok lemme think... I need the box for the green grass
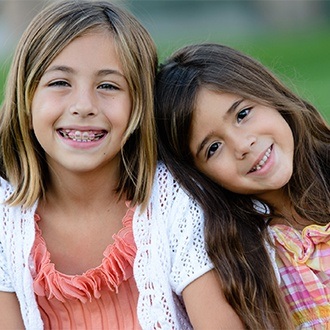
[0,28,329,123]
[0,61,10,103]
[235,30,330,123]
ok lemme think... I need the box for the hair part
[0,0,158,208]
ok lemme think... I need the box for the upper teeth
[60,129,104,142]
[251,147,271,172]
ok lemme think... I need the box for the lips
[249,145,272,173]
[58,129,107,142]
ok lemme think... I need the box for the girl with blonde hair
[0,3,242,329]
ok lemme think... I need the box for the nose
[232,134,256,160]
[70,88,98,117]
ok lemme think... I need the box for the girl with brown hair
[155,43,330,329]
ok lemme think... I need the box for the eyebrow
[226,98,244,116]
[195,98,244,158]
[44,65,74,75]
[97,69,125,78]
[44,66,125,78]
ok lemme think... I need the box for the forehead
[35,27,117,73]
[190,89,243,145]
[48,31,120,67]
[194,88,239,120]
[50,24,116,56]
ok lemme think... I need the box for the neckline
[31,206,137,302]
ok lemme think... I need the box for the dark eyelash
[48,81,69,87]
[237,107,252,122]
[98,83,119,90]
[207,142,221,159]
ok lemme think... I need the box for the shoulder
[0,177,14,201]
[134,163,213,327]
[153,162,198,210]
[154,161,176,191]
[134,161,206,242]
[0,177,37,240]
[135,161,206,245]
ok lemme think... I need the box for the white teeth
[60,129,103,142]
[251,147,271,172]
[82,132,89,140]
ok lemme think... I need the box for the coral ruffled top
[271,223,330,329]
[31,207,141,329]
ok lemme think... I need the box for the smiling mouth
[58,129,107,142]
[249,146,272,173]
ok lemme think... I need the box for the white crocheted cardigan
[0,163,213,329]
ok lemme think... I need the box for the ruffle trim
[292,305,330,328]
[271,222,330,266]
[271,222,330,325]
[32,206,136,303]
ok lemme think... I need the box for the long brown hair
[0,0,157,209]
[155,43,329,328]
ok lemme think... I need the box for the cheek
[32,97,62,127]
[200,162,233,187]
[211,172,233,188]
[31,109,48,132]
[31,98,47,129]
[105,100,131,127]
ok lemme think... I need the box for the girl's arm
[182,270,244,330]
[0,292,25,329]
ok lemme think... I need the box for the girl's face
[31,31,132,176]
[189,88,294,203]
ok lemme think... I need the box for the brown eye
[207,142,221,159]
[237,108,251,123]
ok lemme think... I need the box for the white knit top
[0,162,213,329]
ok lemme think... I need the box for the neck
[259,190,312,229]
[42,165,123,212]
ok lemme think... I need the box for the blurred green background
[0,0,329,122]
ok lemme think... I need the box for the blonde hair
[0,0,158,208]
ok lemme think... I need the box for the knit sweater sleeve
[0,178,15,291]
[168,191,213,295]
[0,234,14,291]
[0,177,43,329]
[134,162,213,329]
